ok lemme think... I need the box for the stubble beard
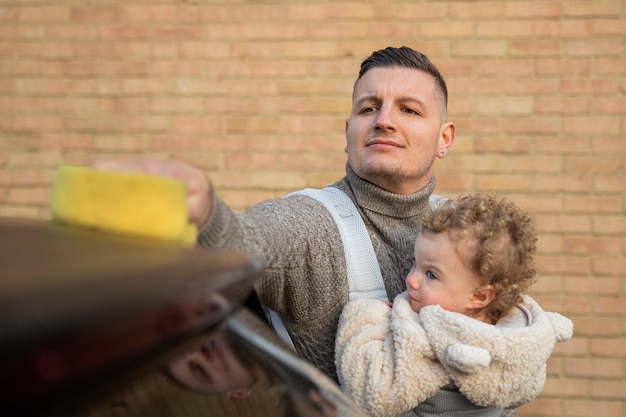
[360,155,435,194]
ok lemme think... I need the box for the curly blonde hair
[422,193,538,323]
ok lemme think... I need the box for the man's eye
[360,106,377,114]
[426,271,438,280]
[402,107,420,115]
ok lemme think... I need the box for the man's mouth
[367,138,402,148]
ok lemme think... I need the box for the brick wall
[1,1,624,416]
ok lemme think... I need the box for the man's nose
[374,104,396,131]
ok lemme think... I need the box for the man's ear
[469,284,495,309]
[438,121,455,155]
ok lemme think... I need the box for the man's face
[345,66,454,194]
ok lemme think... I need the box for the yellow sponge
[50,165,197,245]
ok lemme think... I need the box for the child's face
[405,230,483,316]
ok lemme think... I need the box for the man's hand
[91,159,213,229]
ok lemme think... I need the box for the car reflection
[156,306,363,417]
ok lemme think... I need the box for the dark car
[0,218,367,417]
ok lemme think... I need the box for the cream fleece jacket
[335,293,574,417]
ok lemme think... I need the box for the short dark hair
[356,46,448,109]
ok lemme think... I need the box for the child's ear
[469,284,495,309]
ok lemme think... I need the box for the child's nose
[405,271,419,289]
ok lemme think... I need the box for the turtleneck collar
[338,163,436,219]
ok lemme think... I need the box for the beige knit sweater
[198,164,435,380]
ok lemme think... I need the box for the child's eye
[426,270,438,280]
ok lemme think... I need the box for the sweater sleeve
[197,191,352,379]
[335,294,449,417]
[198,192,348,317]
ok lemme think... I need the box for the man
[96,45,454,376]
[95,47,518,415]
[94,47,454,378]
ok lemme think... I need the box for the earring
[439,151,445,156]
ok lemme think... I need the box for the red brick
[563,237,621,255]
[592,97,626,114]
[121,6,184,23]
[509,40,562,56]
[593,18,626,35]
[449,2,506,18]
[563,157,621,175]
[309,22,369,39]
[533,294,590,314]
[93,136,147,151]
[563,276,621,295]
[169,151,220,171]
[212,170,305,191]
[566,357,624,378]
[564,1,622,17]
[40,134,92,150]
[518,397,562,416]
[593,175,626,193]
[534,20,593,36]
[535,255,590,274]
[287,4,374,21]
[225,152,277,171]
[563,78,620,95]
[570,318,624,337]
[567,39,624,56]
[591,256,626,276]
[476,59,534,76]
[6,187,50,205]
[591,297,626,316]
[535,97,590,114]
[534,175,591,192]
[18,6,69,23]
[476,137,530,154]
[536,58,591,75]
[278,152,342,171]
[220,189,281,212]
[450,40,508,56]
[475,174,533,191]
[477,21,533,37]
[563,399,623,417]
[504,117,561,134]
[475,96,533,114]
[590,379,626,400]
[545,377,590,396]
[70,7,120,23]
[590,338,626,357]
[564,195,623,213]
[507,1,562,18]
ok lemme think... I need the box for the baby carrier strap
[270,187,446,349]
[292,187,447,301]
[292,187,388,301]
